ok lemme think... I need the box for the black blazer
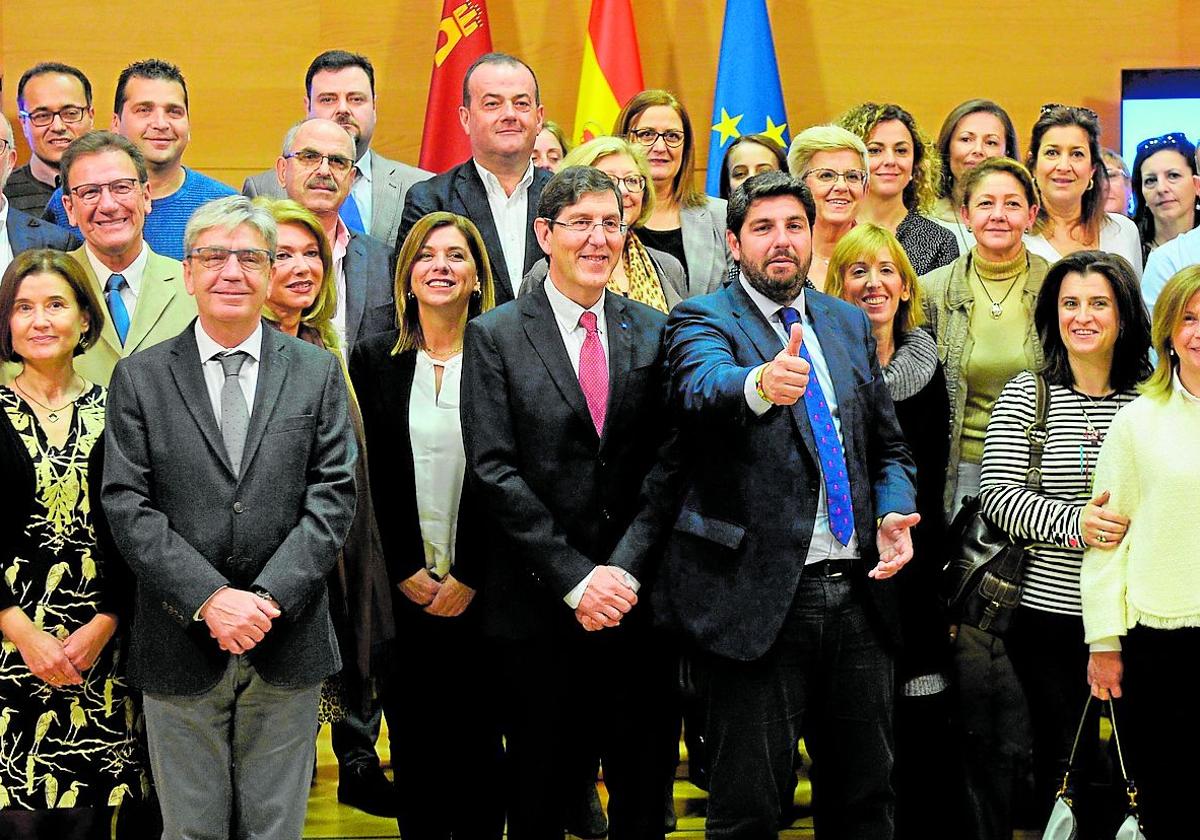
[6,206,81,254]
[397,160,552,304]
[343,229,396,352]
[460,284,678,640]
[348,332,484,606]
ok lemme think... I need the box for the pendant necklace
[11,375,85,424]
[973,261,1022,319]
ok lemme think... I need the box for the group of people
[0,42,1197,840]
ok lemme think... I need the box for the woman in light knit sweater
[1082,264,1200,838]
[919,155,1048,840]
[980,251,1151,834]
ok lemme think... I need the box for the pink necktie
[577,311,608,435]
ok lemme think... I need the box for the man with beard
[657,171,920,839]
[243,50,430,250]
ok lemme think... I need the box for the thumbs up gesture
[759,323,811,405]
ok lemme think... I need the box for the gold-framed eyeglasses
[283,149,355,175]
[187,246,273,271]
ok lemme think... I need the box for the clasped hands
[202,588,280,654]
[15,614,118,687]
[575,566,637,632]
[399,569,476,617]
[759,324,810,405]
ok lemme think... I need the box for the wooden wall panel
[3,1,1198,190]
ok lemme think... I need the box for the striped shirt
[979,371,1137,615]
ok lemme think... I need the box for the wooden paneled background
[3,1,1198,189]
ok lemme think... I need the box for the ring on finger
[1098,532,1108,543]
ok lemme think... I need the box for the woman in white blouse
[348,211,503,840]
[1024,105,1143,276]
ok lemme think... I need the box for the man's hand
[1088,650,1123,700]
[424,574,476,617]
[574,567,637,631]
[1081,490,1130,550]
[759,324,811,405]
[399,569,442,606]
[201,588,280,654]
[871,512,921,579]
[62,613,118,673]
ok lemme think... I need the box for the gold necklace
[424,345,463,360]
[11,375,86,423]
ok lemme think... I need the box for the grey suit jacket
[102,322,357,695]
[342,230,396,352]
[241,152,431,249]
[680,196,733,297]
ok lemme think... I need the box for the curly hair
[837,102,941,214]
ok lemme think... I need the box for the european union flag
[705,0,790,196]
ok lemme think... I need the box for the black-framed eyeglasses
[607,173,647,194]
[67,178,141,204]
[283,149,355,175]
[628,128,685,148]
[187,246,273,271]
[545,218,628,236]
[803,168,868,188]
[18,106,89,127]
[1136,132,1192,156]
[1040,103,1099,121]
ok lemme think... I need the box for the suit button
[601,508,611,521]
[598,458,608,468]
[233,501,244,513]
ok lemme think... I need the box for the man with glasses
[399,52,552,304]
[56,130,196,385]
[102,194,356,840]
[45,59,235,261]
[4,63,95,216]
[461,166,678,839]
[243,50,430,250]
[275,118,394,353]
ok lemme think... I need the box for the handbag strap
[1023,373,1050,493]
[1108,698,1142,816]
[1057,694,1093,797]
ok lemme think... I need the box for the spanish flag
[419,0,494,173]
[573,0,644,145]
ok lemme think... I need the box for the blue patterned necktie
[779,306,856,545]
[105,274,131,345]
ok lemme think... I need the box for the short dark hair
[461,52,540,107]
[17,62,92,110]
[719,134,788,201]
[305,50,375,98]
[0,249,105,362]
[726,171,815,237]
[1035,250,1152,393]
[537,166,621,223]
[114,58,188,115]
[1130,134,1200,258]
[935,99,1019,198]
[60,131,148,192]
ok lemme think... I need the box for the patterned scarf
[882,326,939,402]
[612,233,669,313]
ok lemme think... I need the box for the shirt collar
[331,216,351,262]
[1173,370,1200,405]
[544,274,605,334]
[85,240,149,294]
[473,158,535,198]
[354,149,372,184]
[0,195,8,222]
[739,273,806,325]
[195,319,264,363]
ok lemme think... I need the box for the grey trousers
[143,655,321,840]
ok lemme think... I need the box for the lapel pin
[620,322,628,330]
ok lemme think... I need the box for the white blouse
[409,350,466,578]
[1024,212,1143,278]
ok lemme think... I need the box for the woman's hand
[18,628,83,687]
[62,613,118,673]
[399,569,441,606]
[424,575,476,618]
[1081,490,1130,549]
[1087,650,1123,700]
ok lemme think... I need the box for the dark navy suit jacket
[5,206,80,254]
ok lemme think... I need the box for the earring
[78,337,89,351]
[471,287,481,299]
[1087,178,1094,190]
[406,291,416,301]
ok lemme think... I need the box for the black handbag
[942,373,1049,636]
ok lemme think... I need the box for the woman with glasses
[931,100,1020,252]
[1025,105,1143,275]
[521,137,686,312]
[533,121,570,173]
[838,102,960,275]
[719,134,787,200]
[1101,149,1134,217]
[1130,133,1200,261]
[615,90,731,298]
[786,124,870,290]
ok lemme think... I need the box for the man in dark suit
[242,49,430,251]
[276,117,394,354]
[1,113,80,264]
[461,166,677,839]
[658,172,920,839]
[398,52,551,305]
[102,195,357,840]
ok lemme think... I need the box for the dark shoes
[337,763,398,818]
[564,782,609,839]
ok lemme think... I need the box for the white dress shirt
[542,278,642,607]
[194,320,262,426]
[328,218,352,347]
[84,240,149,316]
[350,149,374,233]
[474,159,534,293]
[0,199,13,279]
[739,275,860,563]
[410,349,466,579]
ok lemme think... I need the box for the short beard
[740,253,813,306]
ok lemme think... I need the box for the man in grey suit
[242,50,430,250]
[102,195,356,840]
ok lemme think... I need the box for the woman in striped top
[979,250,1152,832]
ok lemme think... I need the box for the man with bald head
[275,117,394,353]
[0,113,79,280]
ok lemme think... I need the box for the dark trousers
[381,608,504,840]
[894,688,958,840]
[701,573,895,840]
[494,622,674,840]
[1121,624,1200,838]
[331,702,383,772]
